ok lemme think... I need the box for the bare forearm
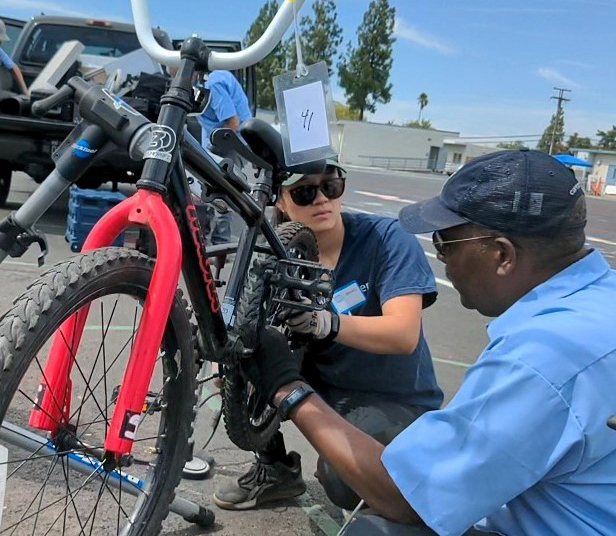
[11,66,28,96]
[277,385,420,524]
[224,116,240,132]
[336,314,419,355]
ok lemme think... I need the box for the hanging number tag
[274,61,339,166]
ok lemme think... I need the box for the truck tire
[0,163,11,207]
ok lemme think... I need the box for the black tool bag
[124,72,168,121]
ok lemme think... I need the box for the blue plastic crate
[66,186,126,252]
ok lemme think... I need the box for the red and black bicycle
[0,1,334,534]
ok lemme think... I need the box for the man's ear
[494,237,517,276]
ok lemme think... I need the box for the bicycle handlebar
[130,0,306,69]
[31,84,75,117]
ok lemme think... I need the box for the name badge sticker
[331,281,366,315]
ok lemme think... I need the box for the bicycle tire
[223,222,318,452]
[0,163,11,208]
[0,248,197,536]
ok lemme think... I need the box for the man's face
[433,224,502,316]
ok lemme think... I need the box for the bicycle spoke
[60,456,88,536]
[72,299,120,431]
[68,333,134,425]
[17,389,64,430]
[35,465,101,536]
[83,471,108,536]
[100,302,109,436]
[5,441,47,478]
[9,453,61,536]
[58,330,109,431]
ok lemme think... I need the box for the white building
[570,148,616,195]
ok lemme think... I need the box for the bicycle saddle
[240,118,326,177]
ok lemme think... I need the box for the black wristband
[278,384,315,421]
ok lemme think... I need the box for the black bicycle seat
[240,118,326,177]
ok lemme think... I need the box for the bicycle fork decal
[185,204,221,313]
[29,189,183,457]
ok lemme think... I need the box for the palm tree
[417,92,429,121]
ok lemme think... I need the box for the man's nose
[313,188,328,205]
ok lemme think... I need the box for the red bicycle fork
[28,189,183,457]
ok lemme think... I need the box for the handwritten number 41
[301,109,314,131]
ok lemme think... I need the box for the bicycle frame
[28,37,290,458]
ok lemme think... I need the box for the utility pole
[548,87,571,155]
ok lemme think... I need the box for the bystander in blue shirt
[0,47,14,70]
[197,70,252,141]
[382,249,616,536]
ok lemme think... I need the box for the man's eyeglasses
[288,177,346,207]
[432,231,495,256]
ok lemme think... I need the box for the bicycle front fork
[28,188,183,458]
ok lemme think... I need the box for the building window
[452,153,462,163]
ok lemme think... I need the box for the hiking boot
[213,451,306,510]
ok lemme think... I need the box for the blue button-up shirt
[197,70,252,143]
[382,249,616,536]
[0,47,15,70]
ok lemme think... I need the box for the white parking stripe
[587,235,616,247]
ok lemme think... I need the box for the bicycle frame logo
[185,204,221,313]
[144,125,177,163]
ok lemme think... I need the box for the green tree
[596,126,616,150]
[338,0,395,120]
[403,119,433,130]
[567,132,593,150]
[537,107,566,154]
[334,101,360,120]
[287,0,342,75]
[496,141,526,149]
[245,1,288,110]
[417,92,428,121]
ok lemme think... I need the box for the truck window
[2,22,24,56]
[22,25,141,65]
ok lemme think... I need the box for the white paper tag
[331,281,366,315]
[0,444,7,528]
[284,81,330,153]
[273,61,339,166]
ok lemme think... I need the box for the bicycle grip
[31,85,75,118]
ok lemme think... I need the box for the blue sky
[2,0,615,144]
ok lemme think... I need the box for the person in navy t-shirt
[214,160,443,511]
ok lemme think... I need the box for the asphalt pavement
[1,168,615,535]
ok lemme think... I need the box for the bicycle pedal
[268,259,334,311]
[111,386,163,414]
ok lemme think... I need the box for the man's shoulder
[208,70,237,87]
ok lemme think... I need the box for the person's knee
[316,456,361,510]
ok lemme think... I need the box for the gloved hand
[285,307,333,340]
[252,327,304,404]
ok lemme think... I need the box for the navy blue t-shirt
[306,213,443,410]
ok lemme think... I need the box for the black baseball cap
[399,149,586,236]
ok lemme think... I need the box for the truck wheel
[0,164,11,208]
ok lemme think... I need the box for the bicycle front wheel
[0,248,197,536]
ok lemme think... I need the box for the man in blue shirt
[248,149,616,535]
[197,70,252,249]
[0,21,28,97]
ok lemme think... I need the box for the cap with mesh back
[399,148,586,236]
[281,159,346,187]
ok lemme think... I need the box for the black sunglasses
[288,177,346,207]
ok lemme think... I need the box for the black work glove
[252,326,304,404]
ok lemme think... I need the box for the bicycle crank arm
[0,421,215,528]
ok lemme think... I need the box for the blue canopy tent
[553,154,593,168]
